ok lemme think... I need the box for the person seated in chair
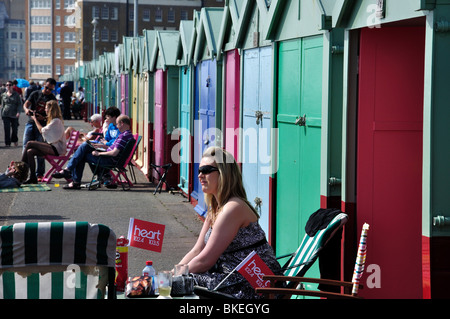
[65,113,103,145]
[177,147,283,299]
[21,100,66,184]
[91,106,120,148]
[52,115,134,190]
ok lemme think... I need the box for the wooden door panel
[357,26,424,299]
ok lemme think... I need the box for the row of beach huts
[61,0,450,299]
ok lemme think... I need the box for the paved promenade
[0,114,203,277]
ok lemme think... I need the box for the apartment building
[0,0,26,83]
[25,0,224,81]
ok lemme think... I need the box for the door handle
[255,111,263,125]
[254,197,262,209]
[329,177,341,187]
[295,114,306,126]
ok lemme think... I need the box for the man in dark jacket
[25,81,38,100]
[60,82,73,120]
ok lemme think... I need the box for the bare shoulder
[221,197,258,225]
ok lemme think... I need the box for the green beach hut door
[276,36,323,279]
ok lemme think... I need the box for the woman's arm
[32,113,43,132]
[186,201,248,273]
[178,217,211,267]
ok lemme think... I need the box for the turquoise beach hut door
[179,65,191,194]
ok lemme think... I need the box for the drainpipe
[134,0,138,37]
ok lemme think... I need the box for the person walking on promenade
[1,81,22,147]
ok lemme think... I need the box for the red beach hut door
[153,69,167,182]
[224,49,240,160]
[357,26,425,298]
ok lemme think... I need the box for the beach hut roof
[142,30,157,72]
[193,7,224,64]
[150,30,181,71]
[178,20,194,66]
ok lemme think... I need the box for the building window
[55,0,60,9]
[31,49,52,58]
[111,7,118,20]
[180,10,188,21]
[92,6,100,19]
[101,6,109,20]
[155,7,162,22]
[56,16,60,26]
[168,8,175,23]
[55,48,61,59]
[64,15,76,27]
[129,9,134,21]
[64,48,76,59]
[31,65,51,74]
[31,32,51,41]
[56,32,60,42]
[31,16,52,25]
[64,32,76,42]
[110,30,118,42]
[31,0,51,9]
[64,0,75,9]
[101,29,108,42]
[143,9,150,22]
[11,32,17,39]
[56,65,61,75]
[64,65,75,74]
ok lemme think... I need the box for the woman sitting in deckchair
[21,100,66,184]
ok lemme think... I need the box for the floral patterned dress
[192,222,283,299]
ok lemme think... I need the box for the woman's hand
[92,150,100,156]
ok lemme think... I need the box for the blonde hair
[46,100,63,124]
[202,146,258,225]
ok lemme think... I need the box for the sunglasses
[44,86,54,91]
[198,165,219,175]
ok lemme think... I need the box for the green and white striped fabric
[0,222,116,299]
[283,213,348,278]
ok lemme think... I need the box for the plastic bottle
[142,260,156,276]
[142,261,156,295]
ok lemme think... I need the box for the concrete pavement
[0,114,203,277]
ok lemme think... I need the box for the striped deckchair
[281,212,349,279]
[0,221,116,299]
[257,214,371,299]
[194,211,348,299]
